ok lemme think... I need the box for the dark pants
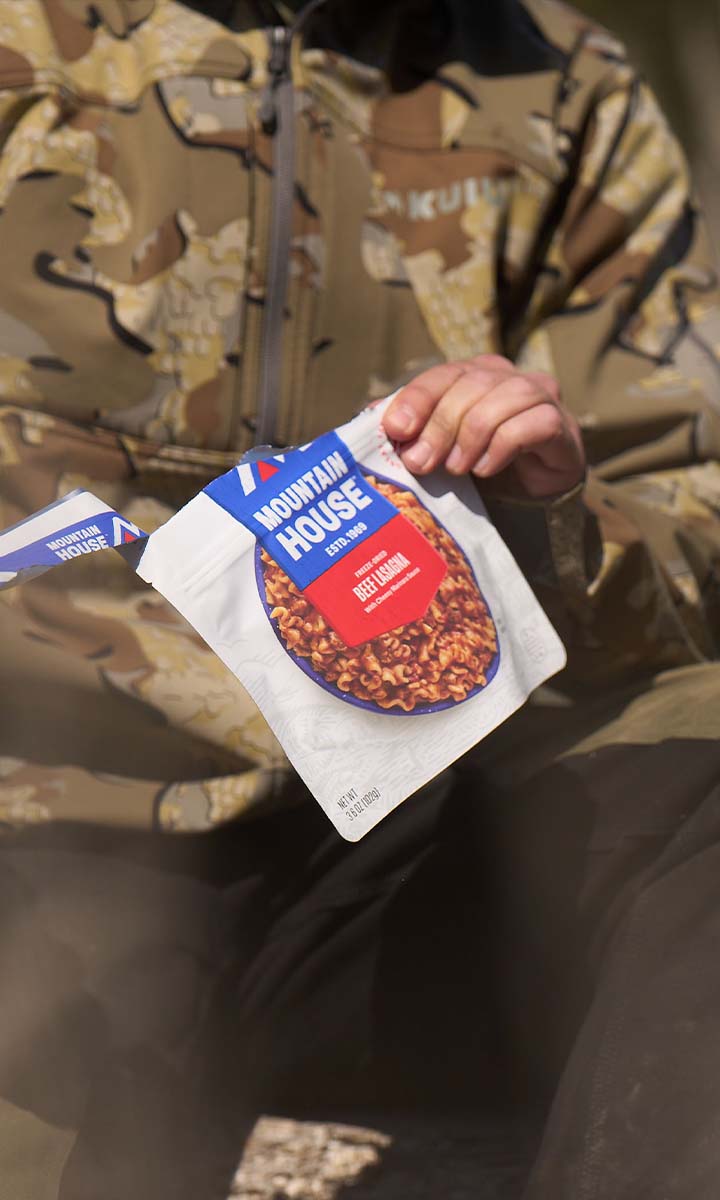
[3,664,720,1199]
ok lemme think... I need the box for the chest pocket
[359,77,559,361]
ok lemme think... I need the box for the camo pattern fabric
[1,0,720,831]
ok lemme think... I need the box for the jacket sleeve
[495,72,720,685]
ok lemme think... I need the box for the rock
[229,1117,391,1199]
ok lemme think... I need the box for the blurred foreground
[229,1112,537,1200]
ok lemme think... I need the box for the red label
[304,512,448,647]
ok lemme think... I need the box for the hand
[383,355,585,499]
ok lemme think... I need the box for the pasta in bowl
[256,473,500,714]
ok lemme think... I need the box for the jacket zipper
[250,0,330,448]
[255,23,296,447]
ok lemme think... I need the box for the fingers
[472,403,583,495]
[441,374,555,475]
[383,356,515,444]
[387,359,518,474]
[381,356,584,497]
[396,369,557,477]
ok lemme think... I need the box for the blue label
[0,508,145,581]
[205,432,397,590]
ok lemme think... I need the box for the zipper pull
[259,25,292,136]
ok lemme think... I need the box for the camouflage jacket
[1,0,720,832]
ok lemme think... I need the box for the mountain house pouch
[136,400,565,838]
[0,400,566,840]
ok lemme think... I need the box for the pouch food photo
[0,399,566,840]
[135,399,566,839]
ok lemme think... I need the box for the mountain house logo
[235,454,287,497]
[112,516,143,545]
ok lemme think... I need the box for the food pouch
[132,400,566,839]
